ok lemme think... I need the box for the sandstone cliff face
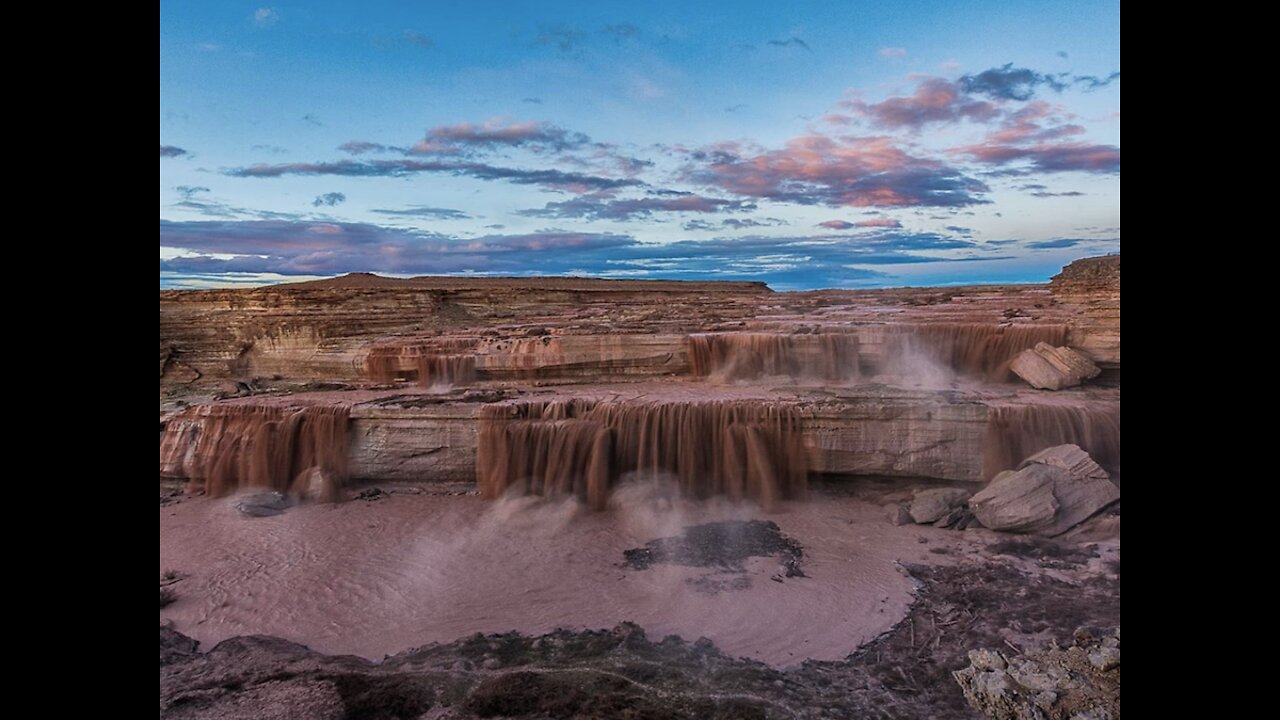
[1049,255,1120,367]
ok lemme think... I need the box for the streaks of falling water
[365,341,478,387]
[160,403,351,498]
[981,402,1121,479]
[881,323,1070,381]
[477,399,808,510]
[688,333,860,382]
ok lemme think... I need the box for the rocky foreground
[160,545,1119,720]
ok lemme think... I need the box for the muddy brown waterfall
[160,403,351,498]
[881,323,1069,380]
[366,343,477,386]
[478,399,808,509]
[688,333,860,382]
[981,402,1121,478]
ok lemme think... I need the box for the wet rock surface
[160,554,1119,719]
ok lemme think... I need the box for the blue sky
[160,2,1120,290]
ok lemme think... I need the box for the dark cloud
[534,26,584,54]
[684,218,786,231]
[339,141,396,155]
[160,220,637,276]
[160,219,1001,289]
[945,225,972,234]
[160,145,189,158]
[225,159,642,193]
[302,114,323,127]
[1029,190,1085,198]
[767,36,812,52]
[817,220,855,230]
[520,192,756,221]
[958,63,1120,101]
[371,206,471,220]
[687,135,990,208]
[412,120,589,155]
[312,192,346,207]
[403,30,433,47]
[1027,238,1084,249]
[175,186,210,199]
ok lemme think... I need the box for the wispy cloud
[534,25,584,54]
[302,114,323,127]
[226,158,643,193]
[160,145,189,158]
[878,47,907,59]
[403,30,433,47]
[371,206,472,220]
[520,192,756,221]
[767,36,812,52]
[252,7,278,29]
[312,192,346,207]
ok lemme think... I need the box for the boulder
[970,445,1117,536]
[1009,342,1101,390]
[909,488,972,524]
[887,504,914,526]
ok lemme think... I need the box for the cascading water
[981,402,1121,479]
[160,403,351,498]
[688,333,859,382]
[880,323,1069,381]
[366,343,477,387]
[478,398,808,509]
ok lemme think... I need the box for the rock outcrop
[970,445,1118,535]
[1009,343,1101,390]
[909,488,972,523]
[954,627,1120,720]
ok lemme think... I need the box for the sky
[159,2,1120,291]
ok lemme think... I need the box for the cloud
[175,186,210,199]
[686,134,990,208]
[767,36,812,52]
[522,97,543,104]
[854,217,902,228]
[312,192,346,207]
[160,220,638,275]
[1056,51,1070,59]
[1026,238,1085,249]
[252,8,278,28]
[338,141,395,155]
[952,102,1119,173]
[251,144,289,154]
[403,31,433,47]
[160,145,189,158]
[817,220,855,230]
[844,78,998,129]
[878,47,907,59]
[159,219,998,288]
[534,26,584,54]
[225,158,644,193]
[725,104,748,113]
[958,63,1120,101]
[1029,190,1085,198]
[302,114,323,127]
[519,192,756,220]
[371,206,472,220]
[684,218,786,231]
[412,119,589,155]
